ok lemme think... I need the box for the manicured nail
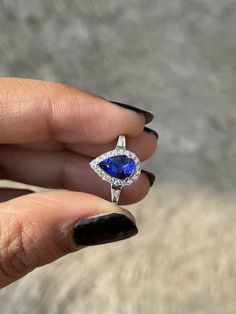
[144,126,159,139]
[110,101,154,124]
[73,213,138,246]
[142,170,156,187]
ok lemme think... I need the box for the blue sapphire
[99,155,136,180]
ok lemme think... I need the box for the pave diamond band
[89,135,141,203]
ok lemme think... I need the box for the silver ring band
[90,135,141,204]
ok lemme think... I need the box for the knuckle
[0,211,38,278]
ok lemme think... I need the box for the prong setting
[90,148,141,187]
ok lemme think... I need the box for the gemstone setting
[99,155,136,180]
[90,148,141,187]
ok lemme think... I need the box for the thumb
[0,191,138,288]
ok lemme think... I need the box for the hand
[0,78,157,288]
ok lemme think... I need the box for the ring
[90,135,141,203]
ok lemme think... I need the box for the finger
[0,188,33,202]
[0,78,145,144]
[15,129,158,161]
[0,190,138,288]
[67,129,158,160]
[0,146,151,205]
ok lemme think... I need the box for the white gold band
[90,134,141,204]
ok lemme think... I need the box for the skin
[0,78,157,288]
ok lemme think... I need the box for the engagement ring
[90,135,141,204]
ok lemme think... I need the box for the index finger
[0,78,146,144]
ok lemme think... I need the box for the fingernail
[144,126,159,139]
[142,170,156,187]
[73,213,138,246]
[110,101,154,124]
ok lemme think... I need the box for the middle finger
[16,128,158,161]
[0,145,152,205]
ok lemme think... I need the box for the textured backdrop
[0,0,236,313]
[1,0,236,190]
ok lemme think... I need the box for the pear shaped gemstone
[99,155,136,180]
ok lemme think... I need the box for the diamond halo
[89,135,142,203]
[90,147,141,187]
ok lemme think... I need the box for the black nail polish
[144,126,159,139]
[142,170,156,187]
[110,101,154,124]
[73,213,138,246]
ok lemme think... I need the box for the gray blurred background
[0,0,236,313]
[1,0,236,191]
